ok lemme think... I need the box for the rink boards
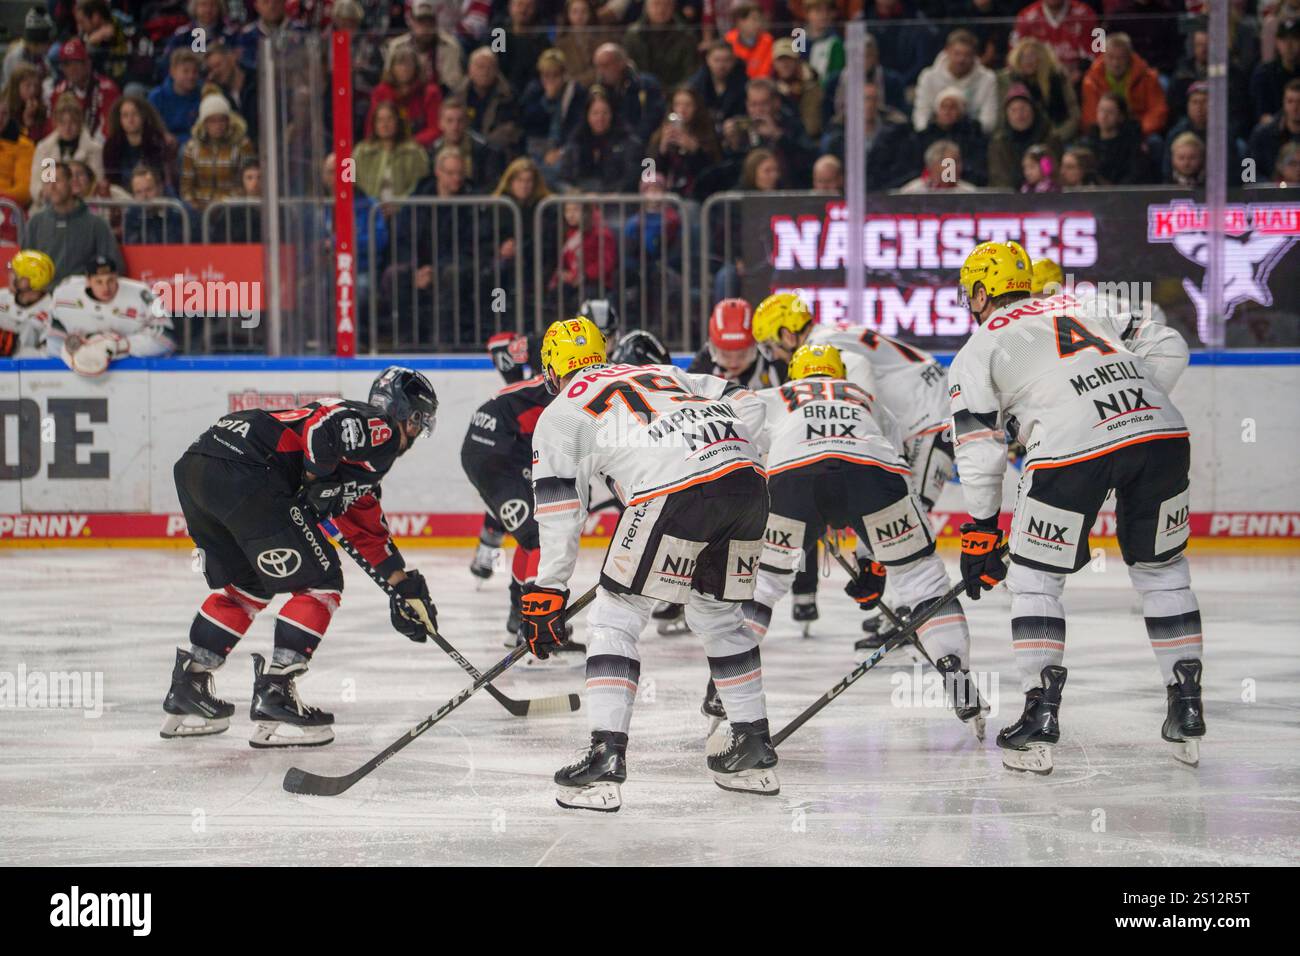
[1,354,1298,548]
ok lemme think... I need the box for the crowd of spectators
[0,0,1297,342]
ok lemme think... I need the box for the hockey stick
[772,546,1007,748]
[822,536,933,662]
[283,585,598,797]
[322,520,580,717]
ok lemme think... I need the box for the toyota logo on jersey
[257,548,303,578]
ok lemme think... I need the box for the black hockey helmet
[578,298,620,339]
[369,366,438,441]
[609,329,671,366]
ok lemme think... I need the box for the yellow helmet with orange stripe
[540,317,607,394]
[788,343,846,381]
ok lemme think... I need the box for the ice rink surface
[2,546,1297,867]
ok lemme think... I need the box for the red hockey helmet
[707,298,757,376]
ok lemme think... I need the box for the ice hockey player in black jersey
[161,367,439,747]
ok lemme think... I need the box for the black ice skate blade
[712,779,781,796]
[555,797,622,813]
[249,735,335,750]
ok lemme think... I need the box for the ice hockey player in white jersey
[47,255,175,375]
[751,291,954,648]
[743,343,985,737]
[950,240,1204,775]
[523,317,777,811]
[0,250,57,359]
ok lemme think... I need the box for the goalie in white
[47,255,175,375]
[0,250,57,359]
[950,240,1204,775]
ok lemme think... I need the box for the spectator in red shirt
[50,38,120,143]
[1081,31,1168,139]
[1011,0,1100,83]
[367,45,443,148]
[726,4,774,78]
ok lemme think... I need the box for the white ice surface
[1,547,1297,866]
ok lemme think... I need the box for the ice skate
[853,606,909,652]
[160,648,235,738]
[701,678,727,735]
[248,653,335,748]
[653,601,689,636]
[997,665,1067,774]
[469,541,498,583]
[792,593,817,638]
[707,719,780,795]
[1162,659,1206,767]
[555,731,627,812]
[935,654,987,741]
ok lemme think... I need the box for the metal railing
[367,195,525,354]
[700,190,824,333]
[0,198,26,246]
[85,197,192,245]
[534,193,693,350]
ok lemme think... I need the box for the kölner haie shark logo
[1148,199,1300,341]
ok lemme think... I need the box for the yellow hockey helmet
[958,241,1032,307]
[9,250,55,293]
[788,343,845,381]
[540,316,607,394]
[752,291,814,356]
[1031,257,1064,294]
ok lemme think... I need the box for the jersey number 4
[1055,314,1115,358]
[582,373,709,425]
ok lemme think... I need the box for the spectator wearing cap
[625,0,700,91]
[915,86,988,186]
[1252,18,1300,128]
[521,49,588,170]
[1249,78,1300,180]
[593,43,666,144]
[30,94,104,212]
[1081,32,1168,145]
[25,161,122,281]
[726,4,775,79]
[160,0,233,76]
[999,36,1079,143]
[3,7,55,88]
[689,40,749,126]
[180,93,254,211]
[50,38,120,143]
[821,79,914,189]
[429,97,505,192]
[205,39,259,145]
[1164,81,1240,182]
[1009,0,1099,84]
[913,29,999,134]
[771,38,824,138]
[236,0,305,73]
[1078,90,1153,184]
[148,49,202,149]
[455,48,521,156]
[898,138,977,192]
[1167,28,1248,144]
[368,45,443,148]
[495,0,551,100]
[385,0,466,93]
[988,81,1058,188]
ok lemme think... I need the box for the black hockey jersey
[687,346,785,390]
[461,373,553,463]
[190,399,403,495]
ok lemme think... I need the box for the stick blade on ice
[283,765,359,797]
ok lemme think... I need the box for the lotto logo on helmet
[257,548,302,578]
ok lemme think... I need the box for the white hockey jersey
[531,362,766,590]
[805,324,950,442]
[948,291,1191,520]
[0,288,54,356]
[47,276,175,371]
[754,377,908,478]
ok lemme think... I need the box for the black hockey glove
[301,477,349,519]
[390,570,438,641]
[845,558,887,610]
[959,519,1006,600]
[519,586,569,659]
